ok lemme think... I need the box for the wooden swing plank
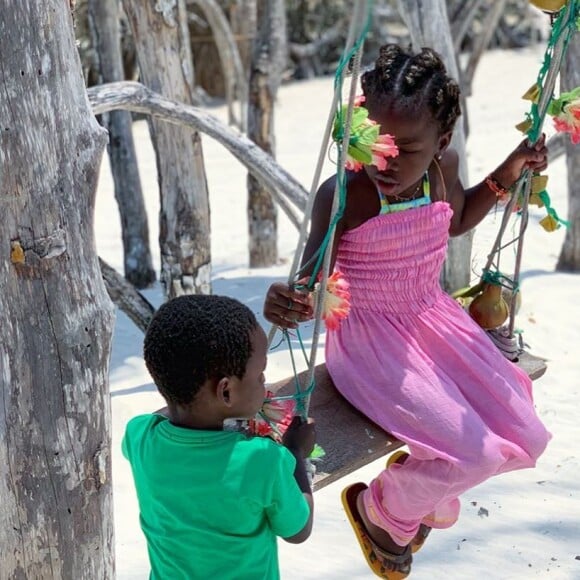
[270,353,547,491]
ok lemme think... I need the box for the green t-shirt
[122,414,310,580]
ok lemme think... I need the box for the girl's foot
[355,491,412,572]
[342,483,412,578]
[387,450,432,553]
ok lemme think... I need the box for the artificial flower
[515,117,533,135]
[320,271,351,330]
[539,214,560,232]
[248,390,295,440]
[333,104,398,172]
[522,83,541,103]
[548,87,580,144]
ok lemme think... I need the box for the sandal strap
[372,542,412,566]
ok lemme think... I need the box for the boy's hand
[282,416,316,458]
[264,282,314,330]
[494,134,548,188]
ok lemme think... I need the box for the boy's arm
[281,447,314,544]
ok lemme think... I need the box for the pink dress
[326,200,550,546]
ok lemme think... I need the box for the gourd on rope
[454,0,580,355]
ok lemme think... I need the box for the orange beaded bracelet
[485,174,510,200]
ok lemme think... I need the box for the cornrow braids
[143,295,258,406]
[361,44,461,135]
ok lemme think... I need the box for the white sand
[96,44,580,579]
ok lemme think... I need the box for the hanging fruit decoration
[468,283,510,330]
[528,0,568,13]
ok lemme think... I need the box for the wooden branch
[190,0,248,129]
[99,258,155,333]
[88,81,306,228]
[463,0,509,92]
[547,132,566,163]
[451,0,486,52]
[289,18,346,59]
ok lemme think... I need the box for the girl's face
[364,103,450,197]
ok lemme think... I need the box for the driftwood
[87,81,307,228]
[0,1,114,576]
[189,0,247,129]
[122,0,212,298]
[547,132,566,163]
[247,0,286,267]
[99,258,155,332]
[272,355,548,490]
[462,0,509,96]
[88,0,155,289]
[557,30,580,272]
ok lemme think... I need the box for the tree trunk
[122,0,211,297]
[556,30,580,272]
[190,0,248,129]
[397,0,473,292]
[247,0,286,267]
[0,2,115,578]
[88,0,156,289]
[230,0,258,71]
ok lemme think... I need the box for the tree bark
[122,0,211,298]
[247,0,286,267]
[462,0,509,95]
[397,0,473,292]
[556,30,580,272]
[100,258,155,332]
[190,0,248,129]
[88,0,156,289]
[0,2,115,578]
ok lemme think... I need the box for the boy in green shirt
[123,295,315,580]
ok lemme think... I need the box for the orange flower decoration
[320,271,351,330]
[248,390,295,440]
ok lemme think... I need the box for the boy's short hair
[143,295,258,405]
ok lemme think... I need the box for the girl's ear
[437,131,453,157]
[216,376,233,407]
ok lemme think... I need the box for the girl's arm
[263,176,345,329]
[445,137,548,237]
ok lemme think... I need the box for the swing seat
[270,353,547,491]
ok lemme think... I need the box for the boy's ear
[216,376,234,407]
[437,131,453,156]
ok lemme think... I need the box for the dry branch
[99,258,155,332]
[88,81,307,228]
[190,0,248,128]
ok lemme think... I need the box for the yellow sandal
[342,482,412,579]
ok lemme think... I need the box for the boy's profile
[122,294,315,580]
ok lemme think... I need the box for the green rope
[267,2,374,418]
[527,0,579,143]
[538,190,570,227]
[301,1,375,291]
[481,269,519,293]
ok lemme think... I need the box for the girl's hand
[264,282,314,329]
[494,134,548,188]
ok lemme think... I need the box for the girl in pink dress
[264,44,550,577]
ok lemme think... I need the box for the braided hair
[361,44,461,135]
[144,295,258,406]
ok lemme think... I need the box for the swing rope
[267,0,374,418]
[481,0,579,337]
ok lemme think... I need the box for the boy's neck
[166,403,225,431]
